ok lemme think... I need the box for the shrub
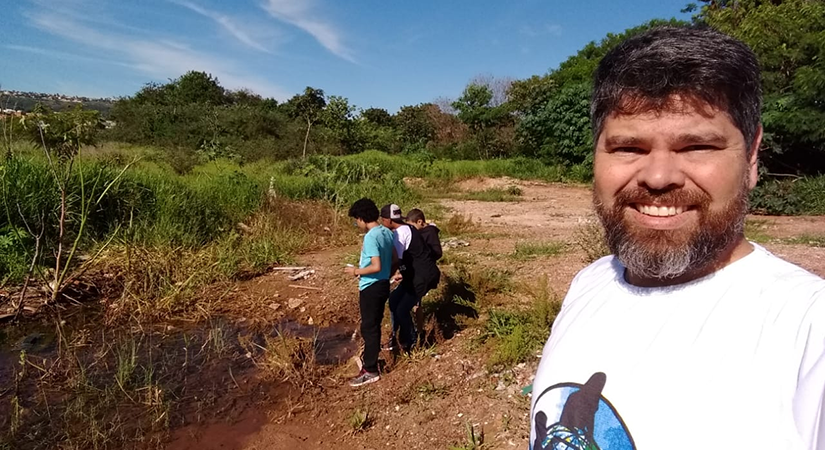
[750,175,825,215]
[441,213,479,237]
[511,241,565,260]
[482,276,561,371]
[575,218,610,264]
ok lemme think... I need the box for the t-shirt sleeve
[363,231,380,258]
[400,226,411,250]
[393,226,411,258]
[794,288,825,450]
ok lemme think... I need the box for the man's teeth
[636,205,685,217]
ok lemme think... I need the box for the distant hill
[1,90,115,116]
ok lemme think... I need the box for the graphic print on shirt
[531,372,634,450]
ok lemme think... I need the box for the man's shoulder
[367,225,393,241]
[747,244,825,291]
[573,254,620,283]
[563,255,622,298]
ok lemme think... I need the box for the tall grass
[481,275,561,371]
[0,148,357,320]
[428,157,591,183]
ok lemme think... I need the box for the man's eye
[680,144,720,152]
[612,147,645,154]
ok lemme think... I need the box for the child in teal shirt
[344,198,394,386]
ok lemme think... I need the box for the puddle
[274,318,357,366]
[0,305,102,385]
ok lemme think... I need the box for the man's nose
[637,151,685,191]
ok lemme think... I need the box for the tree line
[9,0,825,176]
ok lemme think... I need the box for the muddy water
[275,318,358,366]
[0,305,102,386]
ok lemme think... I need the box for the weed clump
[449,422,485,450]
[574,218,610,264]
[481,276,561,372]
[347,408,372,434]
[258,333,319,390]
[441,213,479,237]
[511,241,566,260]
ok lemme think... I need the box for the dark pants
[359,279,389,373]
[388,284,421,351]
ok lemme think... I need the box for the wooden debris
[288,285,322,291]
[270,266,308,272]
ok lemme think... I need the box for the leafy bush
[0,226,31,283]
[749,176,825,215]
[517,82,594,167]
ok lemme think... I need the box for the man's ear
[747,125,762,190]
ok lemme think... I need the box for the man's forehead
[600,101,740,143]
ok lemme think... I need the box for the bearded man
[529,26,825,450]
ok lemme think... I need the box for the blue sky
[0,0,690,112]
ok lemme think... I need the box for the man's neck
[365,221,380,231]
[626,237,754,288]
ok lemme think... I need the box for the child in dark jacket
[406,209,442,266]
[405,208,442,341]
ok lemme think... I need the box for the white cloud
[520,24,563,38]
[262,0,354,62]
[171,0,273,54]
[4,44,126,67]
[25,8,290,100]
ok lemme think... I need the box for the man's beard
[593,181,750,281]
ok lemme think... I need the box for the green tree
[171,71,228,105]
[23,104,102,159]
[692,0,825,174]
[394,104,436,145]
[107,72,287,160]
[507,75,556,116]
[322,95,364,154]
[286,87,327,158]
[132,71,229,106]
[361,107,393,127]
[512,18,686,165]
[517,83,593,167]
[452,84,512,158]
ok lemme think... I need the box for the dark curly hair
[591,25,762,153]
[348,198,379,222]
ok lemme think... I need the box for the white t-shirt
[530,244,825,450]
[392,224,411,258]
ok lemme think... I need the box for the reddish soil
[162,179,825,450]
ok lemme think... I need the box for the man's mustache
[613,188,711,208]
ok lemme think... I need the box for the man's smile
[631,204,690,217]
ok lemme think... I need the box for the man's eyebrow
[675,132,729,144]
[603,135,644,147]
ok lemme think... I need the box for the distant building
[0,109,24,117]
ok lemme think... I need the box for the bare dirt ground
[159,179,825,449]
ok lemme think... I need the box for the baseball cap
[380,204,406,224]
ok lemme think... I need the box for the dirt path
[166,179,825,450]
